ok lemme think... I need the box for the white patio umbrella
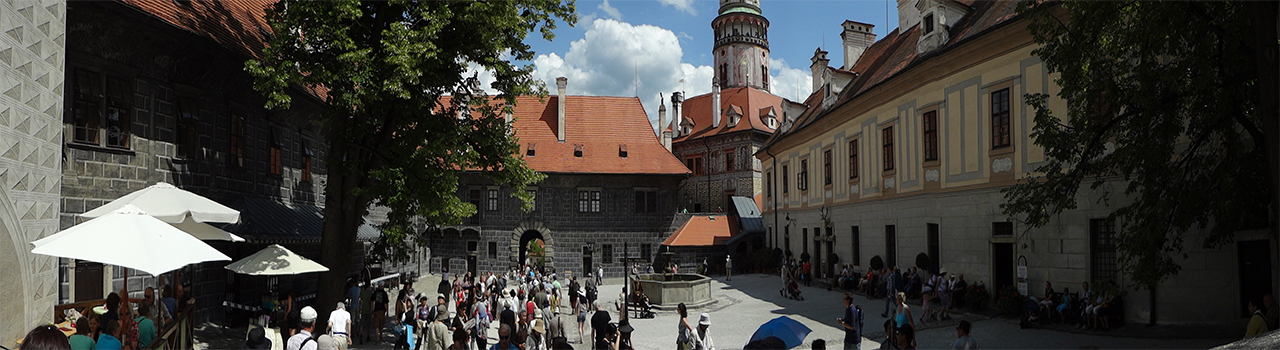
[224,244,329,275]
[173,216,246,242]
[81,182,240,224]
[32,205,232,277]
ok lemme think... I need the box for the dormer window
[526,143,537,157]
[619,144,629,158]
[923,14,935,34]
[574,144,584,157]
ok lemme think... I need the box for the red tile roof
[117,0,274,59]
[662,215,732,246]
[778,0,1021,140]
[502,95,691,175]
[673,87,784,143]
[116,0,329,100]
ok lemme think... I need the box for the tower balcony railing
[715,36,769,48]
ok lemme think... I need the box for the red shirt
[526,301,536,318]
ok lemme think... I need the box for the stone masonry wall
[0,0,65,338]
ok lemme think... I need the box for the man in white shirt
[287,306,319,350]
[328,302,352,350]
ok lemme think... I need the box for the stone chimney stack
[658,97,667,140]
[671,92,683,136]
[810,48,830,93]
[712,80,722,128]
[841,21,876,70]
[556,77,567,142]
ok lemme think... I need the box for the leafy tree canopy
[1006,1,1277,290]
[246,0,572,328]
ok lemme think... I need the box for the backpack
[854,305,864,332]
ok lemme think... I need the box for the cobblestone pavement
[199,272,1237,349]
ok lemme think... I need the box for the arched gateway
[510,220,554,271]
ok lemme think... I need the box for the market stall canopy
[32,205,231,276]
[224,244,329,275]
[81,182,240,224]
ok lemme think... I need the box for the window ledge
[922,159,941,167]
[990,145,1015,156]
[67,142,136,156]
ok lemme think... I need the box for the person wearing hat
[695,313,714,350]
[245,327,272,350]
[423,299,451,350]
[937,269,953,321]
[286,306,319,350]
[546,305,566,342]
[328,302,352,350]
[526,309,548,350]
[315,334,338,350]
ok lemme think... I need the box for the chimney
[712,80,722,128]
[556,77,567,142]
[658,97,667,141]
[841,21,876,70]
[810,48,830,93]
[671,92,683,136]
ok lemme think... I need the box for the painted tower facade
[712,0,770,91]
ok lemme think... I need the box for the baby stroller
[1020,298,1043,329]
[780,279,804,300]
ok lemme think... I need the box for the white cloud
[526,18,815,133]
[768,57,814,102]
[658,0,697,15]
[598,0,623,20]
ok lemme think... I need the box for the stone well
[637,273,713,307]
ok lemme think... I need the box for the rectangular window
[823,150,833,186]
[300,140,312,182]
[574,144,584,157]
[72,69,103,145]
[923,14,935,34]
[268,128,282,175]
[1090,218,1118,284]
[782,165,789,193]
[468,189,482,225]
[992,88,1011,149]
[798,159,809,191]
[527,189,537,211]
[579,190,601,213]
[641,244,651,261]
[848,140,858,179]
[992,221,1014,237]
[634,189,658,213]
[177,98,199,158]
[487,189,499,211]
[489,242,498,259]
[850,226,860,266]
[104,77,132,148]
[802,228,809,255]
[725,149,735,172]
[526,143,537,157]
[687,156,704,175]
[923,111,938,161]
[885,225,897,268]
[229,115,246,167]
[766,171,772,197]
[882,127,895,171]
[603,244,614,264]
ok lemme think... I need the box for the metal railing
[146,304,195,350]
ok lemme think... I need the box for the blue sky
[473,0,900,129]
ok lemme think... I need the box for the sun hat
[698,313,711,326]
[535,308,544,319]
[532,319,546,334]
[245,327,272,350]
[300,306,317,322]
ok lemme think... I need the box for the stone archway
[0,185,31,341]
[511,220,553,272]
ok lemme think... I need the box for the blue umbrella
[750,316,812,349]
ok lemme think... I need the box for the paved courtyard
[198,273,1238,349]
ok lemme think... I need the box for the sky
[471,0,901,131]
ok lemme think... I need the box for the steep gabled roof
[768,0,1022,148]
[118,0,274,59]
[674,87,786,143]
[502,95,691,175]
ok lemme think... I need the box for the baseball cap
[300,306,317,321]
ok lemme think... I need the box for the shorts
[577,312,587,323]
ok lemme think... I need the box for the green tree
[246,0,572,330]
[1006,1,1278,324]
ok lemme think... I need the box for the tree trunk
[1147,284,1157,326]
[1250,1,1280,248]
[313,160,367,334]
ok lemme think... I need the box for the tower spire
[712,0,771,91]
